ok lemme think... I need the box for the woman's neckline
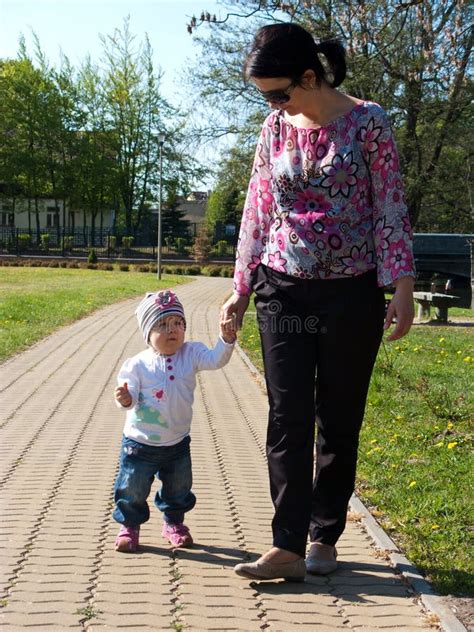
[281,100,367,130]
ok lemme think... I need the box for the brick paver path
[1,277,433,630]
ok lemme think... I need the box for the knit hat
[135,290,186,344]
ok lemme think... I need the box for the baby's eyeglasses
[152,318,185,332]
[256,80,298,105]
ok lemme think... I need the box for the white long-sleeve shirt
[116,337,234,446]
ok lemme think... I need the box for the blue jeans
[113,435,196,527]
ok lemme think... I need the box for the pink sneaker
[162,522,193,548]
[115,525,140,552]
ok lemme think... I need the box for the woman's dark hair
[244,23,346,88]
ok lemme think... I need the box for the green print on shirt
[131,392,168,428]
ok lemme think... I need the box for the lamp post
[157,134,165,281]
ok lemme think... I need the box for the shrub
[108,235,117,251]
[185,265,201,275]
[18,233,31,252]
[215,240,228,257]
[202,265,222,277]
[135,265,150,273]
[87,263,98,270]
[6,235,15,252]
[191,227,213,264]
[40,234,50,251]
[98,263,114,271]
[122,236,134,250]
[119,264,129,272]
[220,266,234,277]
[30,259,42,267]
[175,237,188,255]
[48,260,60,268]
[1,260,10,266]
[59,260,69,268]
[148,264,157,274]
[61,235,74,251]
[88,248,98,264]
[165,236,176,251]
[67,262,79,269]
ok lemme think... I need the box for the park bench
[413,291,459,323]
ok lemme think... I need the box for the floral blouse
[233,101,415,295]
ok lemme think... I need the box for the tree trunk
[83,209,87,246]
[34,197,41,245]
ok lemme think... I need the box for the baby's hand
[220,313,237,344]
[115,382,132,407]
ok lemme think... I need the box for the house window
[46,207,60,228]
[1,212,14,226]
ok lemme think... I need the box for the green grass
[0,267,189,362]
[239,312,473,597]
[449,306,473,319]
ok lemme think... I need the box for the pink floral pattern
[341,243,373,274]
[320,152,359,197]
[155,290,177,308]
[293,189,331,214]
[233,101,415,294]
[384,239,414,274]
[372,139,399,179]
[357,117,382,155]
[350,177,370,213]
[267,251,287,273]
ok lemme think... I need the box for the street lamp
[157,134,165,281]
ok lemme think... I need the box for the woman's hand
[220,292,250,331]
[384,276,415,342]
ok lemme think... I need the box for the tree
[186,0,473,231]
[191,224,213,263]
[0,48,57,241]
[100,17,175,236]
[75,57,118,244]
[0,22,209,246]
[161,180,191,243]
[206,143,253,238]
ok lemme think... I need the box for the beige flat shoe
[234,557,306,582]
[305,547,338,575]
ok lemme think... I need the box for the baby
[113,289,236,552]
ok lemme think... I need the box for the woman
[221,23,415,582]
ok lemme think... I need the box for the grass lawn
[0,267,189,362]
[239,311,473,597]
[447,306,472,319]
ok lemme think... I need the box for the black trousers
[253,264,385,557]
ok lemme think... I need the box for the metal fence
[0,227,237,260]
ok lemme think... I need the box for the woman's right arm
[223,122,273,328]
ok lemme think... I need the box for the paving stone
[0,279,446,631]
[0,612,81,626]
[349,614,430,627]
[266,611,348,626]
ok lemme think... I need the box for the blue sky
[0,0,221,101]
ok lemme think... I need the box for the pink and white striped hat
[135,290,185,343]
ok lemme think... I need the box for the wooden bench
[413,292,459,323]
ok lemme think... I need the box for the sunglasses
[256,80,298,105]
